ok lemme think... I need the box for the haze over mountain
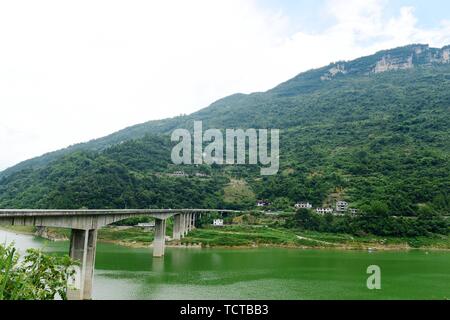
[0,44,449,217]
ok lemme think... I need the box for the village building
[295,202,313,209]
[213,219,224,226]
[195,172,209,177]
[168,171,188,177]
[336,201,349,212]
[136,221,155,232]
[256,200,271,207]
[316,208,334,215]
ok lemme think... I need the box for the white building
[336,201,349,212]
[195,172,209,177]
[295,202,313,209]
[137,222,155,227]
[349,208,358,215]
[256,200,271,207]
[213,219,224,226]
[136,222,155,231]
[169,171,188,177]
[316,208,334,215]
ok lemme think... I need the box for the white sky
[1,0,450,171]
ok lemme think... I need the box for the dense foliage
[0,140,228,209]
[0,243,75,300]
[286,208,448,237]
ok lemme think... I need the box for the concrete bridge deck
[0,208,237,216]
[0,208,241,300]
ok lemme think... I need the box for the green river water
[1,229,449,300]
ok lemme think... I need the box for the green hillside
[0,44,449,224]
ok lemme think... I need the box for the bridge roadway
[0,208,240,300]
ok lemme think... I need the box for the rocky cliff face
[35,226,68,241]
[321,44,450,80]
[373,54,414,73]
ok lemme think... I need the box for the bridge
[0,208,240,300]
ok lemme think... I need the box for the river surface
[1,229,449,300]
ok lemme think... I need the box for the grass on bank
[180,226,450,249]
[179,226,323,247]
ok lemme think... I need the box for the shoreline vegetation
[1,225,449,251]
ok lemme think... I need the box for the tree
[272,197,293,211]
[416,206,448,235]
[368,201,389,217]
[293,209,321,230]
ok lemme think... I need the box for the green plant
[0,243,76,300]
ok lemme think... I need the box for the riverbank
[179,226,450,251]
[1,225,449,251]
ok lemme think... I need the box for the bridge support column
[153,218,166,257]
[179,214,184,238]
[182,214,187,237]
[173,214,181,241]
[67,229,97,300]
[188,213,193,231]
[192,214,196,229]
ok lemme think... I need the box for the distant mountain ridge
[1,43,449,185]
[270,44,450,96]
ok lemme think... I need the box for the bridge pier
[173,214,181,241]
[188,213,193,231]
[153,218,166,257]
[67,229,97,300]
[181,214,187,237]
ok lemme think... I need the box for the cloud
[0,0,450,170]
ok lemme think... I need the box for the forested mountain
[1,44,449,220]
